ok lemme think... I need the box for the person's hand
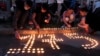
[44,19,49,23]
[15,30,20,39]
[67,24,71,28]
[36,25,40,29]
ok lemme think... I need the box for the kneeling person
[32,5,51,29]
[78,8,89,33]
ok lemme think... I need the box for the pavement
[0,10,10,20]
[0,24,100,56]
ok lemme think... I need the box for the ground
[0,27,100,56]
[0,17,100,56]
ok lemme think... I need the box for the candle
[18,48,21,51]
[7,51,10,54]
[32,51,35,53]
[12,51,15,54]
[37,50,41,53]
[22,51,25,53]
[41,50,45,53]
[27,51,31,53]
[9,48,13,51]
[28,49,31,51]
[14,49,16,51]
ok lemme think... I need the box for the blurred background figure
[93,0,100,12]
[91,0,100,34]
[56,0,64,18]
[48,0,57,15]
[88,1,93,12]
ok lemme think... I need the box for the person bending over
[78,7,89,33]
[32,5,51,29]
[14,0,33,39]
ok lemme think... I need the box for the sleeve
[80,17,86,24]
[63,11,69,22]
[32,13,38,26]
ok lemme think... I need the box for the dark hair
[79,7,88,12]
[68,7,74,10]
[41,4,48,10]
[25,0,33,7]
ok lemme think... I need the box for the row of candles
[18,34,62,50]
[37,34,63,50]
[6,35,38,55]
[23,34,35,49]
[7,30,98,55]
[6,33,63,55]
[37,34,62,50]
[42,38,63,43]
[6,48,45,54]
[19,35,31,40]
[39,27,78,30]
[49,34,60,50]
[64,33,99,49]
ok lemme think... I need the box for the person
[78,7,90,33]
[93,0,100,12]
[62,8,75,28]
[48,0,57,15]
[13,0,24,39]
[56,0,64,17]
[32,5,51,29]
[90,0,100,33]
[88,1,93,12]
[14,0,33,39]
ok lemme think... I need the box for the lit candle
[32,51,35,53]
[14,49,16,51]
[18,48,21,51]
[37,50,41,53]
[22,51,25,53]
[28,49,31,51]
[41,50,45,53]
[12,51,15,54]
[40,48,44,51]
[37,48,40,51]
[9,48,13,51]
[32,48,35,51]
[84,47,88,49]
[27,51,31,53]
[7,51,10,54]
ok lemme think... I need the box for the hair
[25,0,33,7]
[79,7,88,12]
[67,7,74,10]
[41,4,48,10]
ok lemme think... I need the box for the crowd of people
[12,0,100,39]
